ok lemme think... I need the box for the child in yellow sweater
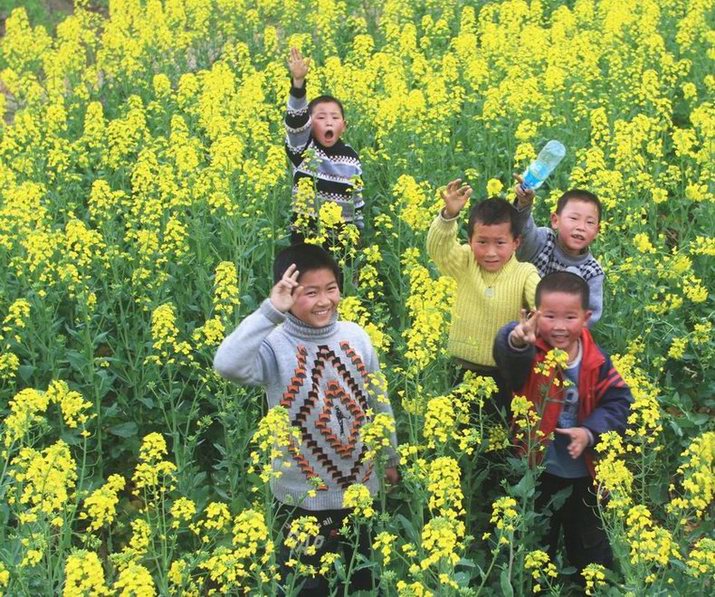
[427,179,540,414]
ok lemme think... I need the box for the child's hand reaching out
[441,178,473,218]
[555,427,591,459]
[287,47,309,88]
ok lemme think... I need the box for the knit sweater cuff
[259,298,287,325]
[438,208,461,223]
[290,81,307,98]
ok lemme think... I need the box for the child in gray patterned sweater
[513,178,605,325]
[214,243,398,594]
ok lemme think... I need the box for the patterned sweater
[515,205,604,325]
[214,299,398,511]
[426,213,540,368]
[285,82,364,226]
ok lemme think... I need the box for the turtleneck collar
[284,310,339,340]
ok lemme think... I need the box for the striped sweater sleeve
[284,83,311,166]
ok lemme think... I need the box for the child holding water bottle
[513,142,605,325]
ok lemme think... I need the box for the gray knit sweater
[515,205,604,325]
[214,299,398,511]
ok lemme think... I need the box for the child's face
[550,199,600,256]
[311,101,346,147]
[537,291,591,359]
[290,268,341,327]
[469,221,520,272]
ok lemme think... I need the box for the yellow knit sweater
[427,214,540,367]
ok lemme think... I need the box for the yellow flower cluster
[427,456,465,519]
[147,303,192,364]
[401,250,455,372]
[666,431,714,521]
[524,549,558,593]
[284,515,321,555]
[361,412,396,461]
[63,550,110,597]
[80,474,126,532]
[685,537,715,578]
[343,483,375,519]
[625,504,680,569]
[8,440,76,526]
[490,496,520,538]
[393,174,439,232]
[199,508,276,592]
[419,516,465,571]
[595,431,634,511]
[131,433,177,500]
[249,406,301,484]
[338,295,391,352]
[581,563,608,596]
[373,531,397,565]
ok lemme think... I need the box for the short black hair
[273,243,343,290]
[467,197,520,239]
[308,95,345,118]
[535,271,590,310]
[556,189,602,222]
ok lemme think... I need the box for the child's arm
[492,312,539,393]
[426,179,473,277]
[214,265,304,385]
[512,175,551,262]
[586,274,603,326]
[285,48,311,164]
[580,355,632,441]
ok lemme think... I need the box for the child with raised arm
[213,243,398,594]
[493,271,632,579]
[285,48,364,245]
[513,178,605,324]
[426,179,541,413]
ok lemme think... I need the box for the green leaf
[108,422,138,438]
[500,568,514,597]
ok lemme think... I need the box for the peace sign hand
[441,179,473,218]
[270,264,304,313]
[509,309,539,348]
[287,47,310,88]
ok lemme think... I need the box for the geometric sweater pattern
[213,299,398,511]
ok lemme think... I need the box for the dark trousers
[277,506,373,596]
[536,472,613,576]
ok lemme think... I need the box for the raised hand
[287,47,309,88]
[270,264,303,313]
[513,173,535,208]
[509,309,539,348]
[554,427,590,459]
[441,178,473,218]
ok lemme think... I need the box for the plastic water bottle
[520,140,566,191]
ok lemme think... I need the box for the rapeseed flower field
[0,0,713,594]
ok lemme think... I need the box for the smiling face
[551,199,600,256]
[290,268,341,327]
[310,101,346,147]
[469,221,520,272]
[537,291,592,360]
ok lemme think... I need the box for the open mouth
[324,130,334,141]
